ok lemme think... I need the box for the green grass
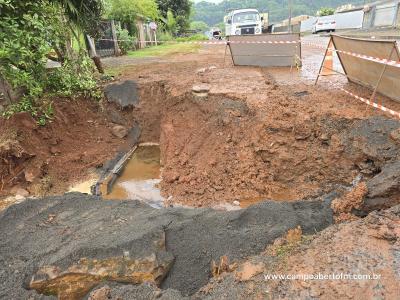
[127,43,200,58]
[175,33,208,42]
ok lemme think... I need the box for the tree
[318,7,335,16]
[190,21,209,32]
[49,0,104,37]
[166,10,178,35]
[107,0,159,23]
[156,0,191,33]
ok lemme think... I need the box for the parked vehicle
[225,9,263,36]
[210,27,222,40]
[312,19,336,34]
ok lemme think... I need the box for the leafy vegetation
[190,21,209,32]
[175,34,208,42]
[193,0,365,26]
[165,10,179,35]
[156,0,192,34]
[116,25,136,55]
[318,7,336,16]
[0,0,103,124]
[107,0,159,22]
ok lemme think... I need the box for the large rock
[363,160,400,211]
[0,193,335,299]
[0,75,24,105]
[342,117,400,166]
[86,283,186,300]
[105,80,139,108]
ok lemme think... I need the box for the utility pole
[288,0,293,33]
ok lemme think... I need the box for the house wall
[300,10,364,32]
[363,0,400,28]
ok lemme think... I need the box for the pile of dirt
[0,193,334,299]
[158,81,400,207]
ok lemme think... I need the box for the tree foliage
[190,21,209,32]
[0,1,63,99]
[156,0,191,33]
[107,0,159,23]
[165,10,178,35]
[318,7,335,16]
[49,0,104,36]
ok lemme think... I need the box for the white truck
[225,9,263,36]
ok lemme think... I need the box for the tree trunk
[92,56,104,74]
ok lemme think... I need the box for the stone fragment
[111,125,128,138]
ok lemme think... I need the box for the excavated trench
[100,80,400,212]
[2,79,400,299]
[69,80,400,297]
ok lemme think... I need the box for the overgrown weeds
[0,1,103,125]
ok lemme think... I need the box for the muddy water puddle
[104,145,164,208]
[239,190,299,208]
[103,145,299,210]
[72,145,301,210]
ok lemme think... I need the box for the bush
[2,53,102,125]
[157,31,174,42]
[45,53,102,99]
[176,34,208,42]
[0,1,61,100]
[0,0,102,125]
[190,21,209,32]
[116,25,135,54]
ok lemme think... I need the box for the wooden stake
[370,45,396,102]
[315,36,333,85]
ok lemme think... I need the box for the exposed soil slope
[0,98,135,199]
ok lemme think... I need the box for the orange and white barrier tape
[97,38,301,45]
[340,88,400,119]
[301,41,400,68]
[98,37,400,69]
[301,41,327,49]
[333,49,400,68]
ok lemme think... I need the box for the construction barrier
[227,33,302,67]
[329,35,400,102]
[98,35,400,116]
[340,88,400,119]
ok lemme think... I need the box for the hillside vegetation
[193,0,366,25]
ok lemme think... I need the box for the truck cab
[225,9,263,36]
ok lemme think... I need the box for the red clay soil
[331,182,369,222]
[0,98,132,198]
[108,46,400,207]
[158,78,389,207]
[2,44,399,208]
